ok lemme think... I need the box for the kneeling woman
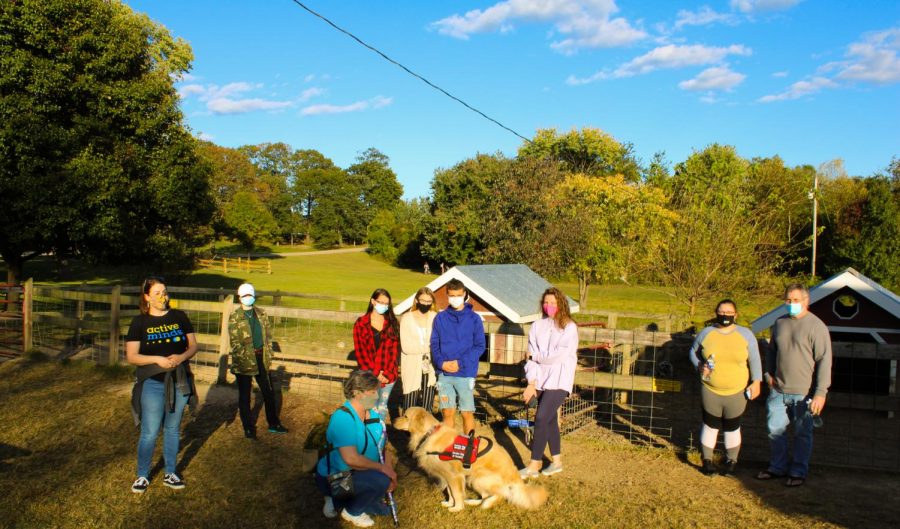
[316,370,398,528]
[688,299,762,475]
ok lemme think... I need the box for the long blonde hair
[414,287,437,313]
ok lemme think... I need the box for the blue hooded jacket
[430,303,486,378]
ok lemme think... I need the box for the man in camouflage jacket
[229,283,287,438]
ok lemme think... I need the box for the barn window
[833,294,859,320]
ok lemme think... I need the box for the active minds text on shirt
[126,310,194,356]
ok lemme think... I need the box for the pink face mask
[543,303,558,317]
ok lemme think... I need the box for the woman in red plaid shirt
[353,288,400,417]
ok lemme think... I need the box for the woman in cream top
[400,287,438,411]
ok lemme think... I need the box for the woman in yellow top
[688,299,762,475]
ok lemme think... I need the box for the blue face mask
[787,302,802,317]
[241,295,256,307]
[374,303,389,315]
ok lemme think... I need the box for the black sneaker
[701,459,716,476]
[131,476,150,494]
[163,473,185,489]
[722,459,738,475]
[244,428,257,439]
[268,424,288,434]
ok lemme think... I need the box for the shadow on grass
[169,384,241,480]
[0,442,32,472]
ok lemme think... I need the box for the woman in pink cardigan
[519,287,579,479]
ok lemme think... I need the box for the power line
[288,0,531,144]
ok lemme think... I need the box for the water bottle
[805,398,824,428]
[702,355,715,382]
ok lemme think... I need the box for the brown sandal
[785,476,806,487]
[755,470,786,480]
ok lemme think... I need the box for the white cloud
[207,98,293,114]
[758,76,837,102]
[674,6,737,30]
[678,65,746,91]
[834,27,900,84]
[177,81,293,114]
[431,0,646,53]
[197,132,214,141]
[301,95,393,116]
[772,70,789,77]
[568,43,751,84]
[299,87,325,101]
[760,26,900,103]
[730,0,801,14]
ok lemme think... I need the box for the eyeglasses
[416,299,433,304]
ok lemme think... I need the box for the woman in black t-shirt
[125,277,198,494]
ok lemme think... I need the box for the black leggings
[531,389,568,461]
[236,361,279,430]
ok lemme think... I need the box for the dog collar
[414,423,442,453]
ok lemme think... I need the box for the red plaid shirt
[352,313,399,385]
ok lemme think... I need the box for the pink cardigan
[524,318,579,394]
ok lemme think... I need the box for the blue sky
[126,0,900,199]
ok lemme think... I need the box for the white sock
[700,424,719,460]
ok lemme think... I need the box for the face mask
[787,302,803,317]
[543,304,559,317]
[716,314,734,326]
[359,394,378,409]
[417,303,432,314]
[448,296,465,309]
[374,303,389,315]
[241,296,255,307]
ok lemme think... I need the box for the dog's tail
[505,482,548,509]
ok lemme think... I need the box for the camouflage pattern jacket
[229,306,273,376]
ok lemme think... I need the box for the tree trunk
[578,272,590,308]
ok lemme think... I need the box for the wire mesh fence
[14,283,900,471]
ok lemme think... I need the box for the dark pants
[315,470,391,516]
[403,373,436,412]
[531,389,568,461]
[236,358,279,430]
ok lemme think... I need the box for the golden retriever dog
[394,407,548,512]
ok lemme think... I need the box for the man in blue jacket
[431,278,485,434]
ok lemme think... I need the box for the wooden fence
[197,256,272,274]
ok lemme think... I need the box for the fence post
[267,261,271,274]
[218,297,234,384]
[607,312,618,329]
[272,290,282,325]
[23,278,33,353]
[108,285,121,365]
[223,258,228,274]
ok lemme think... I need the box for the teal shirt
[244,309,263,349]
[316,402,384,475]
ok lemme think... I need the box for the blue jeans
[137,378,189,477]
[436,374,475,412]
[375,382,395,418]
[315,470,392,516]
[766,389,815,478]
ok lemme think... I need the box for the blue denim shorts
[436,374,475,412]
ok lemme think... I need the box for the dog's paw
[464,498,483,506]
[440,500,454,508]
[448,504,465,513]
[481,495,499,509]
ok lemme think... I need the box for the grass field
[1,356,896,529]
[4,251,778,327]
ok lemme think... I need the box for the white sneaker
[322,496,338,519]
[341,509,375,528]
[131,476,150,493]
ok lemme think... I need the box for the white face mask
[448,296,465,309]
[241,295,255,307]
[373,303,389,315]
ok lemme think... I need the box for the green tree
[0,0,211,282]
[222,191,278,248]
[292,149,341,243]
[348,147,403,225]
[656,145,782,317]
[310,169,366,248]
[518,127,641,182]
[823,162,900,289]
[239,142,301,242]
[366,199,430,267]
[549,173,675,306]
[422,154,504,265]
